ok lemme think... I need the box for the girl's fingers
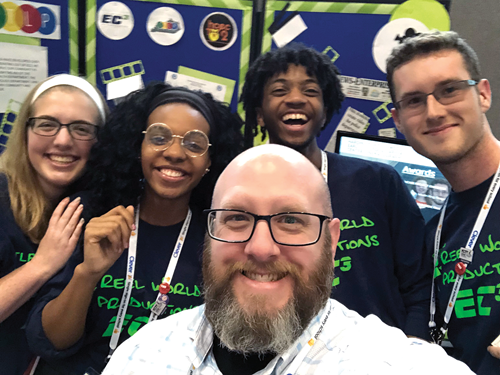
[47,197,71,227]
[56,197,82,228]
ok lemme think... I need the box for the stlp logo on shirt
[199,12,237,51]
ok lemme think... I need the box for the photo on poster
[199,12,237,51]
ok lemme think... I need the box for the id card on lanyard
[430,164,500,344]
[107,206,192,359]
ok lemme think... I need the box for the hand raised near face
[81,205,135,278]
[32,197,85,277]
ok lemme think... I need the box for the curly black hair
[241,43,345,144]
[85,82,244,217]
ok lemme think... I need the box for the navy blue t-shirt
[326,152,431,339]
[26,203,205,375]
[427,175,500,374]
[0,174,39,375]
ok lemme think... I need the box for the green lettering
[495,283,500,302]
[101,275,113,288]
[477,285,496,316]
[492,262,500,274]
[113,278,125,289]
[28,253,35,261]
[483,263,494,276]
[108,297,120,309]
[339,219,352,231]
[455,289,475,318]
[361,216,374,227]
[337,240,347,251]
[449,249,460,263]
[193,285,201,297]
[97,296,108,308]
[152,282,159,291]
[370,235,379,247]
[339,256,352,272]
[128,316,149,336]
[464,268,475,280]
[332,277,340,287]
[356,235,371,248]
[173,283,185,295]
[440,250,450,265]
[102,314,132,337]
[480,234,495,253]
[474,267,485,278]
[134,280,145,290]
[141,301,154,310]
[442,270,456,285]
[348,240,358,250]
[129,297,141,308]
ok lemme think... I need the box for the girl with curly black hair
[26,82,244,375]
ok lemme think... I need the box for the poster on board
[260,0,450,148]
[87,0,252,114]
[0,0,77,153]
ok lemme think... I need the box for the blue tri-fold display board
[263,1,449,148]
[87,0,252,113]
[0,0,77,153]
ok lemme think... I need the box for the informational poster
[0,0,77,153]
[88,0,252,113]
[261,0,450,146]
[0,42,47,112]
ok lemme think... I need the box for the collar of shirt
[190,301,335,375]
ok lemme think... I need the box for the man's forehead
[212,145,324,207]
[394,50,467,84]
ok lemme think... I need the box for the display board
[0,0,78,153]
[87,0,252,113]
[335,131,450,222]
[262,0,449,148]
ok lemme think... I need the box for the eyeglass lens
[145,123,209,156]
[207,210,322,246]
[30,118,97,140]
[398,80,476,113]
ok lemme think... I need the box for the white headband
[32,74,106,123]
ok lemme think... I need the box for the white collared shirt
[103,299,474,375]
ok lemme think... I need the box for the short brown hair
[386,31,481,105]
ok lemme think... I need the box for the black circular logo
[200,12,237,51]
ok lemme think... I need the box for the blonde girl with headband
[0,74,108,374]
[25,82,244,375]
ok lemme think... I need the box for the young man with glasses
[388,30,500,374]
[102,144,474,374]
[240,44,431,341]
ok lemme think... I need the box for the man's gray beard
[202,232,334,356]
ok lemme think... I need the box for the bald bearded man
[102,145,473,375]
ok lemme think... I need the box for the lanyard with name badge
[106,206,192,360]
[285,301,332,375]
[321,150,328,182]
[430,164,500,344]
